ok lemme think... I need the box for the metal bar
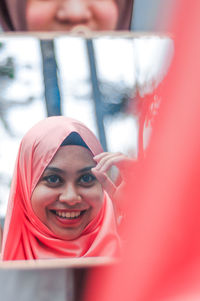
[40,40,61,116]
[86,39,107,151]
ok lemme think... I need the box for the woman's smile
[50,209,87,226]
[31,145,104,240]
[54,210,84,219]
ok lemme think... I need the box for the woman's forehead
[49,145,95,168]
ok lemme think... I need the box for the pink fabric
[116,0,134,30]
[0,0,27,31]
[1,116,119,260]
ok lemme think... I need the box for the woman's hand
[92,152,136,223]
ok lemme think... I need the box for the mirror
[0,34,173,259]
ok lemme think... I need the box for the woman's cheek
[85,187,104,209]
[31,186,52,209]
[26,3,56,30]
[92,2,119,30]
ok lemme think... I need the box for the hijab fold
[116,0,134,30]
[2,116,119,260]
[0,0,27,31]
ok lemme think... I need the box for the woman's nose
[56,0,91,24]
[59,183,81,205]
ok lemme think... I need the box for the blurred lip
[51,23,93,32]
[70,25,91,33]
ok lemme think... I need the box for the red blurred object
[84,1,200,300]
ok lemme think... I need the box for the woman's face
[26,0,119,31]
[31,145,104,240]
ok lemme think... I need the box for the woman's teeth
[55,211,82,219]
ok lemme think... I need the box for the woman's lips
[50,209,86,225]
[56,210,81,219]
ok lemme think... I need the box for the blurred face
[31,145,104,240]
[26,0,119,31]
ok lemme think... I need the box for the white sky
[0,35,173,216]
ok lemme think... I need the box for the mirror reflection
[0,0,134,32]
[0,35,173,260]
[2,116,124,260]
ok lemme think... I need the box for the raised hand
[92,152,136,224]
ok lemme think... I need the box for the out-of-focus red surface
[85,1,200,300]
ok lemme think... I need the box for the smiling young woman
[0,0,134,31]
[31,144,104,241]
[1,116,134,260]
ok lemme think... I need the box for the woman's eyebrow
[44,166,96,174]
[78,166,96,173]
[44,166,65,174]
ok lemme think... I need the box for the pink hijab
[0,0,133,31]
[1,116,119,260]
[0,0,27,31]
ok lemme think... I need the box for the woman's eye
[44,175,62,186]
[79,174,96,186]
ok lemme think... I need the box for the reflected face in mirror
[31,145,104,240]
[26,0,119,31]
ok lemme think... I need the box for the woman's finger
[94,152,125,171]
[94,152,120,161]
[94,152,135,179]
